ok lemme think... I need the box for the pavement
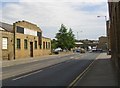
[1,51,73,67]
[73,53,118,86]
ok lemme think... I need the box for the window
[24,39,28,49]
[46,42,47,49]
[17,26,24,34]
[43,42,45,49]
[48,42,50,49]
[17,39,21,49]
[2,38,8,49]
[35,41,37,49]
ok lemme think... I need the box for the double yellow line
[67,59,96,88]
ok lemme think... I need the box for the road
[2,53,82,79]
[2,52,100,86]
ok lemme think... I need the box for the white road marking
[12,70,43,81]
[70,57,74,59]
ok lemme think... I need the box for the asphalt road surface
[2,52,100,87]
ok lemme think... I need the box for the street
[2,53,99,86]
[1,1,120,87]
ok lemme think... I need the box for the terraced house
[0,21,51,60]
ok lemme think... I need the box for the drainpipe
[13,23,16,60]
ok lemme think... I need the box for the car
[76,49,80,53]
[89,50,92,53]
[53,48,62,54]
[107,49,111,55]
[80,48,85,53]
[92,48,97,52]
[96,49,103,52]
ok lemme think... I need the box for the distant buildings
[75,39,98,50]
[0,21,51,60]
[97,36,108,51]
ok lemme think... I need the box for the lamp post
[76,30,83,40]
[97,15,107,36]
[97,15,108,52]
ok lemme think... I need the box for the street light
[97,15,108,52]
[97,15,107,36]
[97,16,107,21]
[77,30,83,40]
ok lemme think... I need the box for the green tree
[55,24,75,50]
[51,39,57,50]
[67,28,75,50]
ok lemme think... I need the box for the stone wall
[2,31,14,60]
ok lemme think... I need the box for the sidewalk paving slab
[1,52,73,67]
[74,53,118,86]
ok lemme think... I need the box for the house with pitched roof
[0,21,51,60]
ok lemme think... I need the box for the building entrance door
[30,42,33,57]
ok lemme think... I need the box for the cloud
[1,1,108,40]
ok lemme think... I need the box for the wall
[106,20,111,50]
[41,37,51,55]
[0,31,2,61]
[14,21,51,59]
[97,36,108,50]
[2,31,14,60]
[108,1,120,85]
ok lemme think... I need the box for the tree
[67,28,75,50]
[51,39,57,50]
[55,24,75,50]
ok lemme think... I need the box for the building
[75,39,98,51]
[97,36,108,51]
[0,21,51,60]
[106,20,111,52]
[108,1,120,84]
[0,31,2,60]
[75,42,83,49]
[0,22,14,60]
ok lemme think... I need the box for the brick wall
[2,31,14,60]
[0,31,2,61]
[14,21,51,59]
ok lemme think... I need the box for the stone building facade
[106,20,111,51]
[0,22,14,60]
[0,31,2,60]
[108,1,120,84]
[0,21,51,60]
[97,36,108,51]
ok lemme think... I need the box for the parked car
[53,48,62,54]
[107,49,111,55]
[80,48,85,53]
[76,49,80,53]
[89,50,92,53]
[92,48,97,52]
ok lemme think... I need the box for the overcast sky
[0,0,109,40]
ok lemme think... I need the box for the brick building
[0,22,14,60]
[108,1,120,84]
[0,21,51,60]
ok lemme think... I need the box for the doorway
[30,42,33,57]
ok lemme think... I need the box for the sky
[0,0,109,40]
